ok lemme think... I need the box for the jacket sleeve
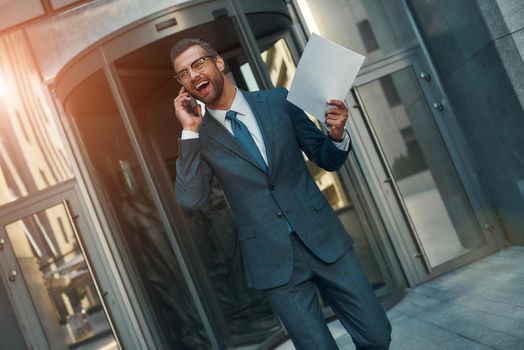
[175,138,214,210]
[282,88,351,171]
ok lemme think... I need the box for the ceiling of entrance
[114,13,290,111]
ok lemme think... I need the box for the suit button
[268,185,274,191]
[276,211,283,218]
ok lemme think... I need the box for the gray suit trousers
[263,233,391,350]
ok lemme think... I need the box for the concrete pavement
[276,246,524,349]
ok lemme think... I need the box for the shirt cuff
[331,129,350,151]
[181,130,200,140]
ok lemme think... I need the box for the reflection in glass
[0,31,73,206]
[262,36,386,290]
[113,17,283,347]
[261,38,296,90]
[5,203,117,350]
[357,67,485,267]
[64,70,211,349]
[261,37,351,209]
[296,0,417,64]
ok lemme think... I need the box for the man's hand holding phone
[174,87,202,133]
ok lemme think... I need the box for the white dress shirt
[181,89,350,162]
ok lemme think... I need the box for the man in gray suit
[172,38,391,350]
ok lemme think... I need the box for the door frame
[349,47,504,285]
[0,180,121,350]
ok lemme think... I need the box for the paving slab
[274,246,524,349]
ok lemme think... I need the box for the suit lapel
[201,109,267,173]
[242,90,275,178]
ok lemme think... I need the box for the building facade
[0,0,522,349]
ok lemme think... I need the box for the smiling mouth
[195,80,210,92]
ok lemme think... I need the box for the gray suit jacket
[176,87,354,289]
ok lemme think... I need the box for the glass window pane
[0,30,73,206]
[5,203,117,350]
[63,69,211,349]
[260,36,387,291]
[357,67,485,267]
[261,38,296,90]
[297,0,417,64]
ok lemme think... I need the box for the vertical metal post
[281,1,308,65]
[286,0,311,48]
[62,199,122,349]
[229,0,274,90]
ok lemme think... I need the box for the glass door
[255,31,400,298]
[0,184,119,350]
[353,49,497,276]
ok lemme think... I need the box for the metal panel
[400,0,506,250]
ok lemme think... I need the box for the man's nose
[189,68,202,81]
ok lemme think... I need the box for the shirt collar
[206,88,251,125]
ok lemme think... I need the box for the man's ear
[215,55,225,72]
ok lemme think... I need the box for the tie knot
[225,110,237,121]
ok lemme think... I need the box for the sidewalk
[276,246,524,349]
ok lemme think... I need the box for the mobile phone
[188,96,200,116]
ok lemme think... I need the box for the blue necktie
[226,110,293,232]
[226,110,267,172]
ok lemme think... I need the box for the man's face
[173,45,225,105]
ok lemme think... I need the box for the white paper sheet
[287,33,365,122]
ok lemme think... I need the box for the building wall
[408,0,524,244]
[22,0,193,81]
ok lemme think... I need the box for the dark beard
[201,72,224,106]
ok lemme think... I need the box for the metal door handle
[0,238,5,251]
[433,102,444,111]
[8,270,17,282]
[484,223,495,232]
[419,72,431,81]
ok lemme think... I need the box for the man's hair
[170,38,218,64]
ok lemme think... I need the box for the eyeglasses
[174,55,216,83]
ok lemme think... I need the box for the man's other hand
[325,99,348,141]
